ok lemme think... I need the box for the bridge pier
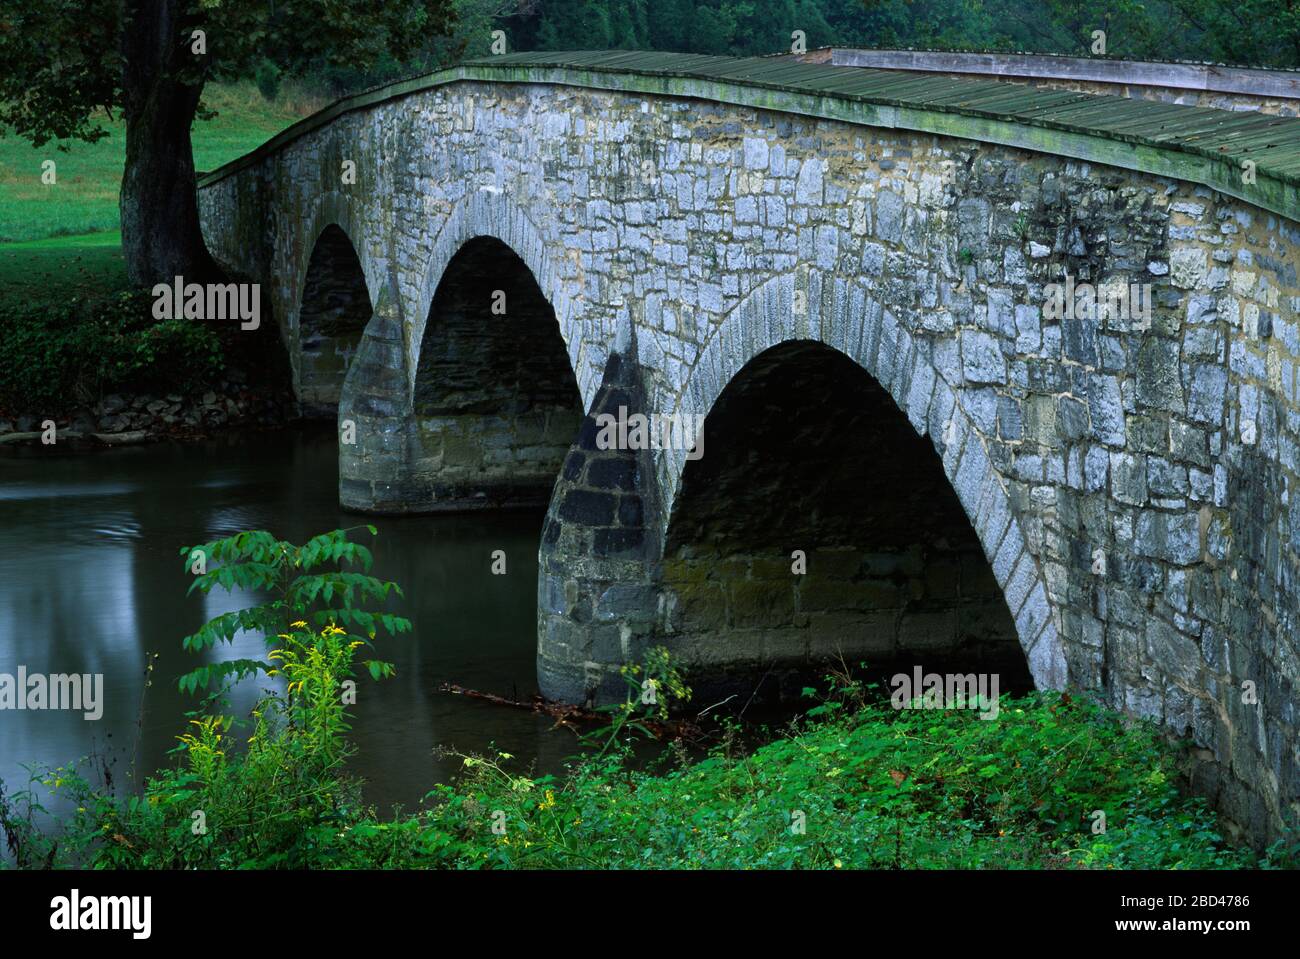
[297,224,372,417]
[338,275,415,513]
[537,351,662,705]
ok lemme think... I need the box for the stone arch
[336,268,415,514]
[294,222,374,415]
[282,192,382,409]
[654,272,1068,690]
[408,190,600,410]
[402,232,585,510]
[291,194,383,325]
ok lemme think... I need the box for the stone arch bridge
[198,51,1300,842]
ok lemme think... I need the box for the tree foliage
[0,0,454,149]
[496,0,1300,68]
[0,0,455,285]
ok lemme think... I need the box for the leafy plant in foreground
[177,526,409,694]
[583,645,693,759]
[1,527,411,869]
[77,622,380,868]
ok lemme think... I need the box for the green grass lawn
[0,82,323,244]
[0,232,129,306]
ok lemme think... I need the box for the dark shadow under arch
[408,236,583,509]
[298,224,371,416]
[661,340,1031,702]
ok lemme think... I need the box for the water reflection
[0,428,573,815]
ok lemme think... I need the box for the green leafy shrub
[0,290,224,411]
[177,526,409,693]
[1,622,387,869]
[109,623,379,868]
[254,59,282,101]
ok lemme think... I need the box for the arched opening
[298,225,371,416]
[410,236,583,510]
[661,340,1031,702]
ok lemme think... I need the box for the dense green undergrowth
[0,243,292,416]
[1,527,1292,871]
[5,685,1280,870]
[0,287,225,412]
[420,680,1282,870]
[0,239,229,416]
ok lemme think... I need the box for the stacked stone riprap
[199,73,1300,844]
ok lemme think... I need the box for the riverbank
[6,680,1282,870]
[0,235,297,450]
[423,688,1278,870]
[0,82,320,444]
[0,372,296,449]
[0,355,297,450]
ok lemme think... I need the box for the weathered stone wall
[199,77,1300,842]
[537,351,661,703]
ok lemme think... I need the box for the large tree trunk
[119,0,220,287]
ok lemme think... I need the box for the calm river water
[0,427,575,814]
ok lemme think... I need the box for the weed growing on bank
[1,624,380,868]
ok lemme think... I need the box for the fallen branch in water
[436,681,706,741]
[437,682,588,728]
